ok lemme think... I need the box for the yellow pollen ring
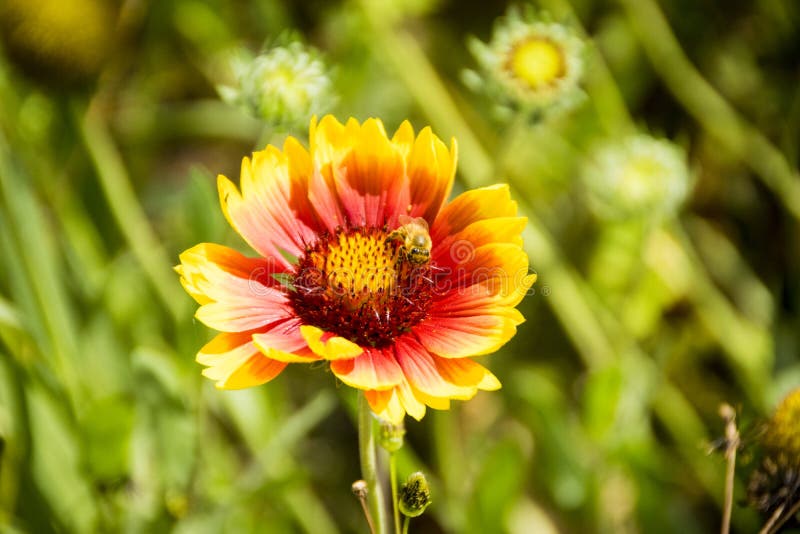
[321,231,399,297]
[508,37,565,89]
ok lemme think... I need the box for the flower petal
[252,318,320,363]
[433,216,527,267]
[311,116,413,228]
[390,120,415,157]
[195,297,293,332]
[411,389,451,410]
[394,336,477,399]
[178,243,284,304]
[333,118,410,227]
[413,313,520,358]
[430,275,536,325]
[441,243,532,295]
[431,184,518,244]
[365,389,409,424]
[307,163,348,234]
[217,142,320,268]
[395,380,428,420]
[433,356,502,391]
[369,379,428,422]
[330,347,404,390]
[300,325,363,360]
[178,243,294,332]
[197,332,287,389]
[310,114,351,166]
[406,126,457,224]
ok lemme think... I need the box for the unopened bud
[378,419,405,453]
[582,134,690,221]
[217,37,335,129]
[351,479,368,499]
[399,472,431,518]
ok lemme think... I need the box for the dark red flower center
[288,225,434,348]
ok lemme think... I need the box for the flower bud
[217,38,335,129]
[351,479,369,499]
[399,471,431,518]
[378,419,405,453]
[582,134,691,222]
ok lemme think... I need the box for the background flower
[216,38,336,130]
[464,6,585,120]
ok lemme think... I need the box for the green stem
[390,453,400,534]
[402,516,410,534]
[359,395,387,534]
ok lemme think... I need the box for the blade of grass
[0,136,82,406]
[78,101,188,322]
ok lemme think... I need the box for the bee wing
[398,214,429,230]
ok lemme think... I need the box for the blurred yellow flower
[0,0,116,84]
[466,7,585,119]
[508,37,565,90]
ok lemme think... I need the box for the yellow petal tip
[300,325,363,360]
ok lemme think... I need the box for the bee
[387,215,432,265]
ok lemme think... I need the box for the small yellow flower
[466,7,585,118]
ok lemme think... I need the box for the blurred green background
[0,0,798,532]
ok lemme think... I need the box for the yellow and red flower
[177,116,535,422]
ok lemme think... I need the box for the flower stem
[719,404,739,534]
[359,395,387,534]
[390,453,400,534]
[402,516,410,534]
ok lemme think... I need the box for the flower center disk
[289,226,434,348]
[508,37,565,89]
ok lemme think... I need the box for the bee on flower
[386,215,433,265]
[464,6,586,120]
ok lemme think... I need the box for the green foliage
[0,0,798,532]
